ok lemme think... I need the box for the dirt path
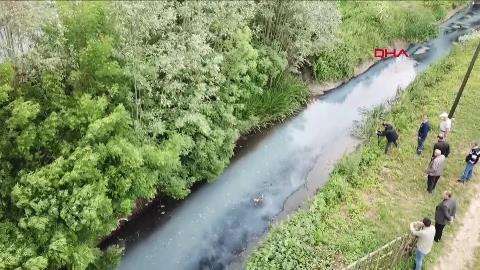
[432,181,480,270]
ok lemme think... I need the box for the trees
[111,1,254,186]
[254,1,340,71]
[0,2,56,63]
[0,3,190,269]
[0,1,340,269]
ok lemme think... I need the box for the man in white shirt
[439,112,452,138]
[410,218,436,270]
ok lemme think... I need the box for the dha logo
[374,48,409,59]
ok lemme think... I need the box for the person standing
[439,112,452,138]
[417,116,431,155]
[426,149,446,193]
[377,122,399,154]
[433,133,450,158]
[410,218,435,270]
[458,143,480,183]
[434,191,457,242]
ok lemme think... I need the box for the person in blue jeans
[459,143,480,183]
[417,116,430,155]
[410,218,435,270]
[415,250,426,270]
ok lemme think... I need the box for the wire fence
[343,234,417,270]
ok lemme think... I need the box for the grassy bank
[245,1,465,131]
[314,1,465,82]
[247,38,480,269]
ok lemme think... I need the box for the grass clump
[241,74,310,131]
[247,37,480,270]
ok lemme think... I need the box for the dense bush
[0,1,338,269]
[0,3,194,268]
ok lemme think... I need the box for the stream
[107,7,480,270]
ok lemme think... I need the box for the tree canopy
[0,1,340,269]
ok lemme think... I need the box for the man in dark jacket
[459,143,480,183]
[434,191,457,242]
[377,122,398,154]
[433,133,450,158]
[417,116,430,155]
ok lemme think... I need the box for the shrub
[314,1,444,83]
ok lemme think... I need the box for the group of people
[376,112,479,269]
[410,191,457,270]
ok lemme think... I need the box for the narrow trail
[432,180,480,270]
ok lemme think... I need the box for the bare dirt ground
[432,180,480,270]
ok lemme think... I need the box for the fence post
[391,235,406,267]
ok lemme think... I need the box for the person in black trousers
[433,133,450,158]
[417,115,430,155]
[426,149,446,193]
[377,122,399,154]
[434,191,457,242]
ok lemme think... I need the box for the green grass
[314,1,466,82]
[247,38,480,270]
[240,74,310,132]
[471,246,480,269]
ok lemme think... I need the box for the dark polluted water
[111,7,480,270]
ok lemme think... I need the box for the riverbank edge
[98,4,468,250]
[246,37,480,269]
[307,3,467,97]
[306,39,409,97]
